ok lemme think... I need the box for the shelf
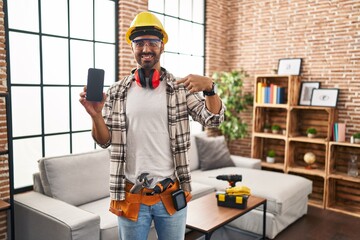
[288,141,328,174]
[291,173,326,208]
[327,178,360,217]
[253,132,286,140]
[254,103,288,109]
[261,162,285,171]
[289,107,336,141]
[290,105,336,111]
[326,205,360,218]
[288,136,328,144]
[328,173,360,183]
[308,199,325,208]
[253,107,288,134]
[288,167,326,178]
[0,200,10,211]
[254,75,300,106]
[328,142,360,178]
[329,141,360,147]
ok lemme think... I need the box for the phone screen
[86,68,105,102]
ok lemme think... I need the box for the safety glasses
[132,38,162,50]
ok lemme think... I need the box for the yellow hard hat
[125,12,168,45]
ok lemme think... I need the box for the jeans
[117,201,187,240]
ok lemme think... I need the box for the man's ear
[160,43,165,53]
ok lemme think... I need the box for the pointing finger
[176,76,187,84]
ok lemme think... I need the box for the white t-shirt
[125,79,175,187]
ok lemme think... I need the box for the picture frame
[277,58,302,75]
[310,89,339,107]
[298,82,320,106]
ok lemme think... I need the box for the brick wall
[118,0,148,77]
[0,0,358,238]
[206,0,360,156]
[0,0,9,239]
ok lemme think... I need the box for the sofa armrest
[230,155,262,169]
[14,191,100,240]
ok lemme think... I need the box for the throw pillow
[195,135,234,170]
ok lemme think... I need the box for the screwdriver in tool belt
[148,178,174,195]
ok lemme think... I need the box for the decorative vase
[307,133,316,138]
[355,138,360,144]
[264,128,270,133]
[348,155,358,177]
[272,130,279,134]
[266,157,275,163]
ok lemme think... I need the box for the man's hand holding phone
[79,68,106,118]
[79,68,111,145]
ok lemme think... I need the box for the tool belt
[109,181,192,221]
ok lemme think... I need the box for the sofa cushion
[38,149,110,206]
[189,132,207,171]
[33,172,45,194]
[195,135,234,170]
[190,182,216,200]
[191,167,312,216]
[78,197,118,240]
[189,135,200,171]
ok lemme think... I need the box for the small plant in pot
[353,133,360,144]
[306,128,317,138]
[266,150,276,163]
[263,123,271,133]
[271,125,281,134]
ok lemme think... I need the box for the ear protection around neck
[134,68,161,89]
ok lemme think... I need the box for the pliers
[129,172,154,194]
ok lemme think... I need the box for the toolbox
[216,192,249,209]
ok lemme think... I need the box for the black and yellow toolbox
[216,186,251,209]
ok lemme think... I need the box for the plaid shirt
[97,70,225,201]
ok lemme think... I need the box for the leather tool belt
[109,180,192,221]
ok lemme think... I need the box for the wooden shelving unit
[0,200,10,211]
[326,142,360,217]
[251,75,300,173]
[251,75,360,217]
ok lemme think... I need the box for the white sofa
[14,133,312,240]
[188,134,312,239]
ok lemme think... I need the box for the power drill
[216,174,242,187]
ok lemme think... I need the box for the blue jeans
[117,201,187,240]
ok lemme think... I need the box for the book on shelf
[333,123,346,142]
[257,82,264,103]
[256,83,285,104]
[277,87,285,104]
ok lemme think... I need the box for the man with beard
[79,12,225,240]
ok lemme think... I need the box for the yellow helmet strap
[130,26,164,42]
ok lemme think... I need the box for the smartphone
[86,68,105,102]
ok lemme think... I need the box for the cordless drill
[216,174,242,187]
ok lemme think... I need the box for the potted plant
[306,128,317,138]
[263,123,271,133]
[353,133,360,144]
[266,150,276,163]
[212,70,253,141]
[271,125,281,134]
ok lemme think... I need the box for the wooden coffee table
[186,193,267,240]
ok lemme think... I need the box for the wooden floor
[185,205,360,240]
[274,206,360,240]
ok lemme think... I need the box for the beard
[135,51,161,70]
